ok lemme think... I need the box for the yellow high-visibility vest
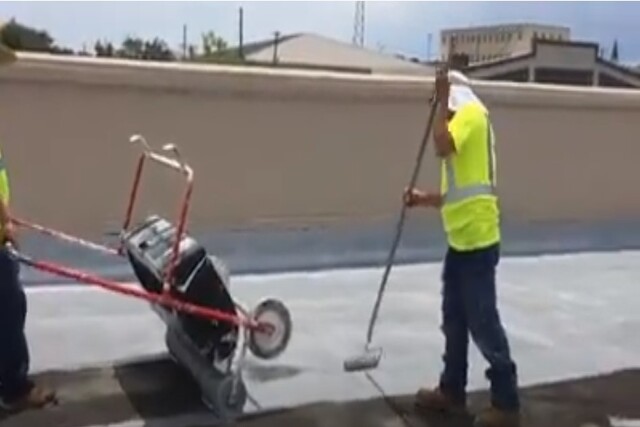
[440,101,500,251]
[0,146,9,206]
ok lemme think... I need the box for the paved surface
[1,359,639,427]
[3,250,640,426]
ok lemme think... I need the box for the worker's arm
[0,198,16,246]
[433,101,456,158]
[432,68,456,158]
[403,187,443,209]
[0,198,9,229]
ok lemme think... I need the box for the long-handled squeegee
[343,95,439,372]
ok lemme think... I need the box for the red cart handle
[120,134,195,295]
[6,244,269,332]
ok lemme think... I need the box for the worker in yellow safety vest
[403,68,521,427]
[0,33,57,412]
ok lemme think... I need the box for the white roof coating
[24,250,640,413]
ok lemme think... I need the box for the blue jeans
[0,246,33,403]
[438,243,520,411]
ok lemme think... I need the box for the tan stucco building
[464,38,640,88]
[441,23,571,64]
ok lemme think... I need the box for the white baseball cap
[447,70,486,113]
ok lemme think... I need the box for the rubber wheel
[202,375,248,420]
[248,298,292,360]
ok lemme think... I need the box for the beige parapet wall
[0,53,639,238]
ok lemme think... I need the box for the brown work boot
[0,384,58,413]
[474,406,521,427]
[414,387,466,414]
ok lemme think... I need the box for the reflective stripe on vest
[443,113,496,204]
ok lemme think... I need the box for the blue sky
[0,1,638,64]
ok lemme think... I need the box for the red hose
[12,217,119,256]
[9,150,275,334]
[14,249,268,332]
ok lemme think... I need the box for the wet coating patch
[243,362,303,383]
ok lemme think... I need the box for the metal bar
[120,153,146,239]
[125,134,195,295]
[147,151,194,180]
[10,247,270,332]
[164,177,194,294]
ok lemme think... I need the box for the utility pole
[238,7,244,60]
[182,24,187,60]
[273,31,280,64]
[352,1,365,47]
[427,33,432,61]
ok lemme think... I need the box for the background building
[463,38,640,88]
[441,23,571,64]
[222,32,434,76]
[218,27,639,89]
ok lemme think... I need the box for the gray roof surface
[4,250,639,426]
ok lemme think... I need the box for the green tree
[115,35,174,61]
[611,39,619,62]
[105,42,114,57]
[142,37,174,61]
[118,36,144,59]
[0,18,54,52]
[94,40,105,56]
[94,39,116,57]
[201,31,228,57]
[0,18,75,54]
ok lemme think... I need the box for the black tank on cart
[122,215,239,362]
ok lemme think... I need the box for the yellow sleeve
[0,149,9,206]
[447,104,477,153]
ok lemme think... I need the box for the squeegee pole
[365,96,438,346]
